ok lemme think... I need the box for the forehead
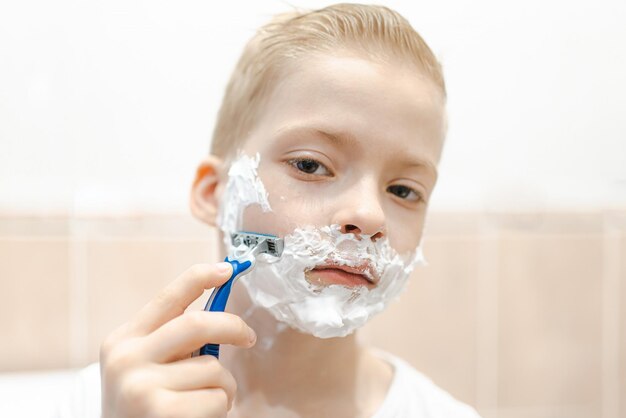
[243,52,446,170]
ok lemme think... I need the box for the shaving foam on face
[216,152,272,250]
[217,153,425,339]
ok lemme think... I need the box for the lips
[306,261,379,289]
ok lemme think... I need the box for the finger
[155,387,230,418]
[128,263,233,336]
[142,311,256,362]
[155,356,237,405]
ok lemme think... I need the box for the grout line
[601,215,621,418]
[475,219,500,412]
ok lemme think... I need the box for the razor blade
[231,231,284,259]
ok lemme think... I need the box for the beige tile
[481,405,598,418]
[67,216,213,239]
[424,212,484,236]
[599,220,623,418]
[83,235,218,364]
[485,211,604,235]
[497,233,603,414]
[362,236,479,406]
[0,238,71,371]
[0,216,69,237]
[618,233,626,418]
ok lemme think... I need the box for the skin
[100,51,446,418]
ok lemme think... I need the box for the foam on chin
[217,152,425,339]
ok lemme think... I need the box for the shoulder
[55,363,102,418]
[373,350,482,418]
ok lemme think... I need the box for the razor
[199,231,283,358]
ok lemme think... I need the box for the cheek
[240,204,289,237]
[240,185,328,237]
[385,210,427,253]
[240,161,328,235]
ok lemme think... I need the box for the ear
[189,155,225,226]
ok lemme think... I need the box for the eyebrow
[274,126,358,147]
[387,147,439,180]
[313,128,359,148]
[274,125,438,179]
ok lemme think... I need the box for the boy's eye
[387,184,423,202]
[289,158,331,176]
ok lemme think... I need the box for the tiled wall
[1,211,624,418]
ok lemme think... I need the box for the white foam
[216,152,272,250]
[217,153,425,338]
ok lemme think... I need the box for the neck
[220,285,388,416]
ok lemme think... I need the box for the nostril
[343,224,361,234]
[342,224,384,241]
[371,231,384,242]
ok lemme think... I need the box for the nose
[331,179,386,242]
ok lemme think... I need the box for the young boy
[61,4,481,418]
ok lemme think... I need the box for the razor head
[230,231,284,258]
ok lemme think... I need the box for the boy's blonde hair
[211,3,446,159]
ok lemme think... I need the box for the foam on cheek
[216,152,272,252]
[217,152,426,339]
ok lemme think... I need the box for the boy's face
[190,52,446,337]
[230,52,446,256]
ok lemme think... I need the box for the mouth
[305,262,379,290]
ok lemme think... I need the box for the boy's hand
[100,262,256,418]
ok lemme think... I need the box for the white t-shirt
[56,351,481,418]
[371,351,481,418]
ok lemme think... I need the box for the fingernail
[248,326,257,346]
[216,262,231,274]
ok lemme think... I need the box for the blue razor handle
[199,257,252,358]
